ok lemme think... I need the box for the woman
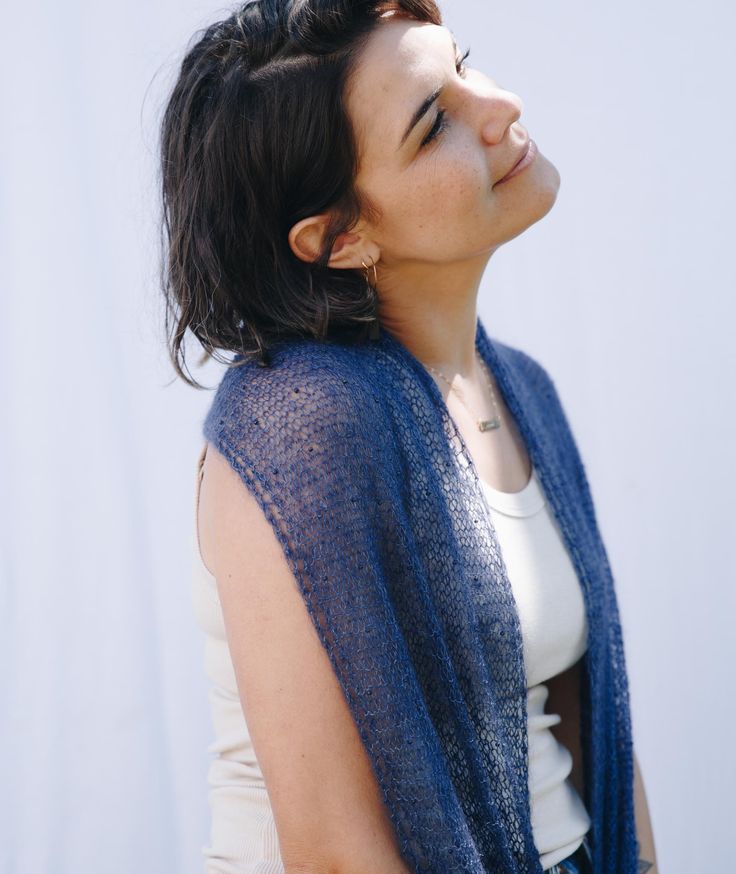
[159,2,657,872]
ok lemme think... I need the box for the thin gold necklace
[426,352,502,432]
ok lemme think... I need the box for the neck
[376,256,489,381]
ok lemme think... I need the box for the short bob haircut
[159,0,442,388]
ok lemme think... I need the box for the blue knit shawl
[201,316,639,873]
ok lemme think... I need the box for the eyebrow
[398,32,460,151]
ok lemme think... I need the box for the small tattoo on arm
[637,860,654,873]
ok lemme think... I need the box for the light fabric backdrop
[1,1,733,872]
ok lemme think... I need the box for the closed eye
[420,48,471,148]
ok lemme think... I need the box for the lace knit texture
[201,317,638,874]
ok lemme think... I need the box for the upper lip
[497,137,531,184]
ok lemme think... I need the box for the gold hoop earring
[361,255,380,340]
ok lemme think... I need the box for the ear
[288,214,380,270]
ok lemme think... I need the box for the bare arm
[634,753,658,873]
[200,444,412,874]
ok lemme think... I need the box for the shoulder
[205,339,385,437]
[201,339,396,494]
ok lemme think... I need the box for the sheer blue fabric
[201,316,638,873]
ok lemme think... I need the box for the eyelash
[421,48,471,148]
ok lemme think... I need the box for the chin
[534,154,561,205]
[534,168,561,216]
[520,159,561,224]
[492,176,561,247]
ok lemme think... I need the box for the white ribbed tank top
[191,444,591,872]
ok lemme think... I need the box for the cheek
[379,178,490,260]
[396,157,487,225]
[430,149,489,211]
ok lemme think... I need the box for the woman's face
[346,17,560,267]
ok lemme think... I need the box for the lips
[497,139,532,184]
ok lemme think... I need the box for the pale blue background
[1,1,733,872]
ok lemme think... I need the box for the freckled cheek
[412,173,471,206]
[434,160,485,202]
[378,164,485,229]
[424,179,485,218]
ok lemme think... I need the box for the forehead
[347,19,455,165]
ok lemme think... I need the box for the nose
[479,86,523,146]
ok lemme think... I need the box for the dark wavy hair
[158,0,442,388]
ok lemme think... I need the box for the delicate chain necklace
[426,352,503,432]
